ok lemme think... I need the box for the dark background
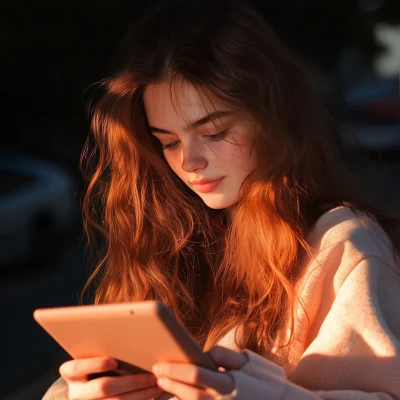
[1,1,399,399]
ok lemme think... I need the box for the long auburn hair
[81,0,400,356]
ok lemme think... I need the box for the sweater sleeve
[42,377,68,400]
[289,256,400,400]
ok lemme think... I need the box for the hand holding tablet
[34,301,217,399]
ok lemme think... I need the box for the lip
[191,177,224,193]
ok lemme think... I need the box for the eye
[207,130,228,141]
[162,140,180,150]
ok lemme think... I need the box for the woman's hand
[59,357,163,400]
[152,346,315,400]
[151,346,248,399]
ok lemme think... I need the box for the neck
[227,205,237,223]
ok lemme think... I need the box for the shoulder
[304,206,397,285]
[308,206,393,257]
[296,206,399,315]
[288,209,400,394]
[290,211,400,395]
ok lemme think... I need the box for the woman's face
[143,80,257,210]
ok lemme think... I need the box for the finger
[76,374,158,399]
[153,363,233,395]
[101,385,163,400]
[60,357,118,381]
[207,346,248,370]
[70,385,163,400]
[157,377,212,400]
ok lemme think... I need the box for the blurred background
[0,0,399,398]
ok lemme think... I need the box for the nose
[181,142,208,172]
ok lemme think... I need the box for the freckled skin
[143,81,258,210]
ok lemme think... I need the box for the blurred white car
[0,153,76,266]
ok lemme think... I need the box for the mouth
[191,177,224,193]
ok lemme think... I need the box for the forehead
[143,80,223,128]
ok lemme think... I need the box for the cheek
[219,144,254,171]
[163,152,184,176]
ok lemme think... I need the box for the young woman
[43,0,400,399]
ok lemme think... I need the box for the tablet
[33,301,217,375]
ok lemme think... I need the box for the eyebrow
[149,110,233,134]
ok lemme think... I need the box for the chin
[200,194,238,210]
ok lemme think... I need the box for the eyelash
[162,130,228,150]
